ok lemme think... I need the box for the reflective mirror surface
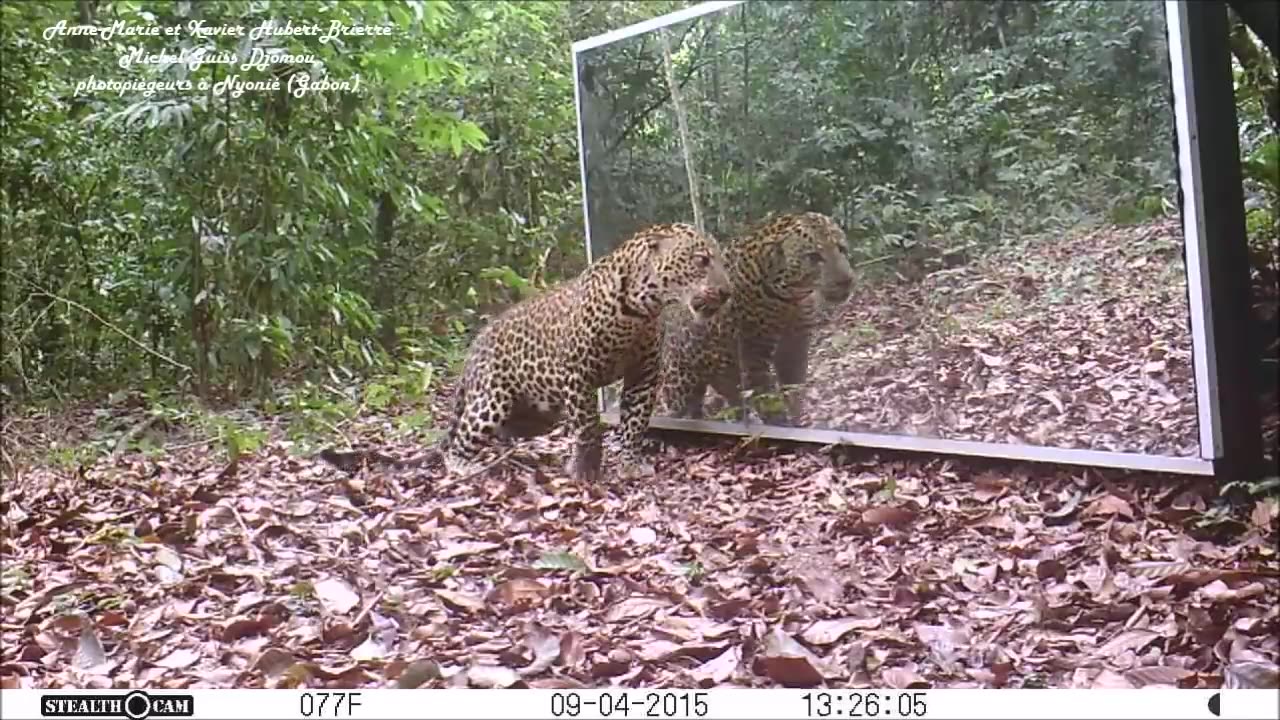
[577,0,1199,458]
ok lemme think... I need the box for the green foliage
[872,476,898,504]
[678,560,706,583]
[4,0,1271,416]
[214,417,268,462]
[1,0,659,406]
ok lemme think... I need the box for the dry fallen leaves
[313,577,360,615]
[2,299,1275,692]
[756,628,831,687]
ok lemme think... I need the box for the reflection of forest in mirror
[578,0,1198,457]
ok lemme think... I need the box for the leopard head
[624,223,730,322]
[760,212,854,306]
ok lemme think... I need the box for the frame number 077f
[299,691,364,718]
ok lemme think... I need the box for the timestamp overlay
[4,689,1277,720]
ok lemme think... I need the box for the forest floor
[3,216,1278,691]
[2,391,1278,690]
[805,216,1201,457]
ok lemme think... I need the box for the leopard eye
[698,254,712,268]
[806,251,823,263]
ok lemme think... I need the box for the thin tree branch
[658,27,705,234]
[21,282,192,374]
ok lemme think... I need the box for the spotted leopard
[657,211,853,425]
[324,224,730,482]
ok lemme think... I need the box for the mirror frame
[570,0,1262,480]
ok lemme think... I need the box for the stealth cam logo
[41,691,194,720]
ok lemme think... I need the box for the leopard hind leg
[443,376,515,478]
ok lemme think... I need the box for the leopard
[322,223,731,484]
[656,211,854,426]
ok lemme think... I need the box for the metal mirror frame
[570,0,1262,481]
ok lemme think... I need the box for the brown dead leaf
[518,625,562,676]
[487,578,550,608]
[861,506,917,528]
[757,628,828,687]
[437,541,502,561]
[1250,498,1279,528]
[691,646,741,687]
[1097,629,1159,657]
[1083,494,1134,520]
[652,616,694,642]
[152,647,200,670]
[467,664,521,688]
[253,648,297,680]
[528,677,587,689]
[1036,558,1067,582]
[801,617,879,645]
[435,589,487,614]
[638,640,683,662]
[796,571,844,604]
[1224,660,1280,689]
[1091,669,1136,688]
[395,660,442,689]
[881,665,929,689]
[1200,581,1267,603]
[1124,665,1194,687]
[73,624,109,672]
[628,526,657,545]
[221,617,271,642]
[313,577,360,615]
[604,595,667,623]
[559,632,586,668]
[972,473,1010,502]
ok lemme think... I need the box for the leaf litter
[2,354,1277,690]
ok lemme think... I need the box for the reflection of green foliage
[751,391,788,420]
[589,0,1179,280]
[711,405,746,422]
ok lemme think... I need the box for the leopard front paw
[443,453,487,479]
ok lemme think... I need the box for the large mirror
[575,1,1211,470]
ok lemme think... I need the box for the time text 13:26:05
[803,692,929,718]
